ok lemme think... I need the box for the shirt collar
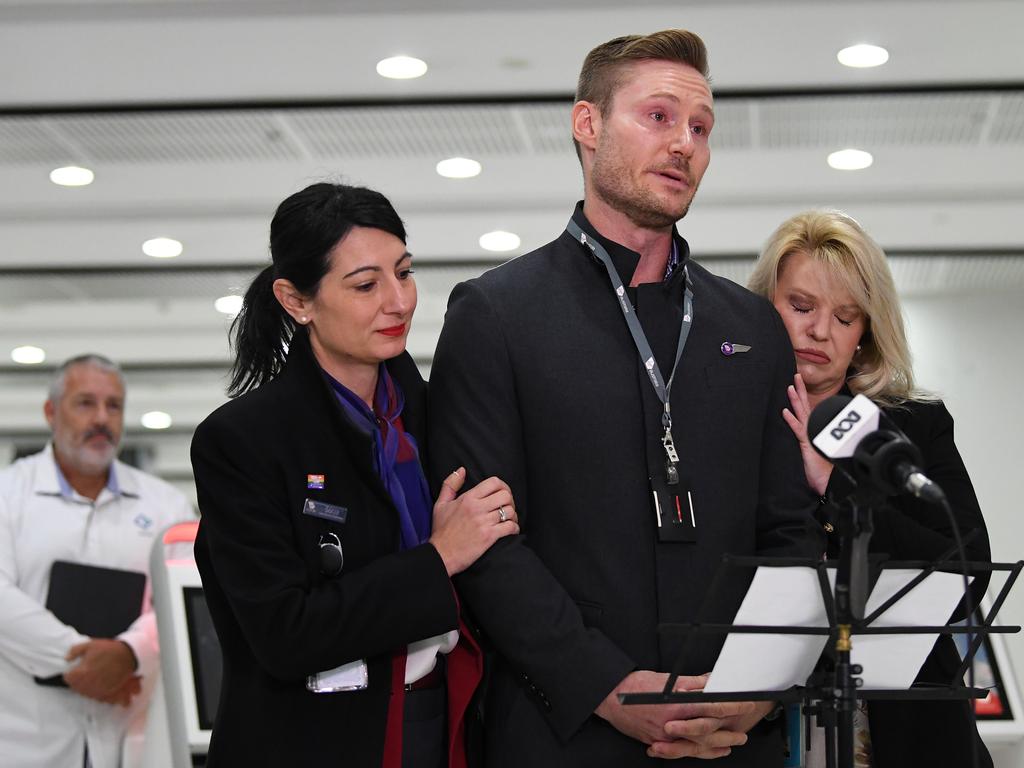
[39,442,133,501]
[569,201,691,286]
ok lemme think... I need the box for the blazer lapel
[279,331,398,513]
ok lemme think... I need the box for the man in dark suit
[429,29,821,766]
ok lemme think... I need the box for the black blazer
[823,398,993,768]
[428,216,822,767]
[191,332,459,766]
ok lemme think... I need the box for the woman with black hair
[191,183,518,767]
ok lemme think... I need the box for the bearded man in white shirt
[0,354,194,768]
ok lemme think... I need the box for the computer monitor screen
[183,586,222,731]
[955,624,1015,720]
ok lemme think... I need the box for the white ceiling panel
[1,2,1022,107]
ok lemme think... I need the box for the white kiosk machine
[143,521,221,768]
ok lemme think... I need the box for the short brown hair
[574,29,710,159]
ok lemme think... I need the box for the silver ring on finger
[497,506,508,523]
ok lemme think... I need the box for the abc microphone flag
[809,394,945,503]
[810,394,881,461]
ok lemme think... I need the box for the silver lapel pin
[720,342,751,356]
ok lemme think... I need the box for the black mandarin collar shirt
[569,201,691,377]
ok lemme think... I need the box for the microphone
[809,394,945,504]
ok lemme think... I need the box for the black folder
[34,560,147,686]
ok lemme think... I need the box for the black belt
[405,661,445,691]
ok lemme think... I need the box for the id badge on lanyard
[651,475,697,542]
[566,219,697,543]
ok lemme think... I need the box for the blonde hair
[748,209,927,405]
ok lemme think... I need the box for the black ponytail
[227,265,292,396]
[226,182,406,397]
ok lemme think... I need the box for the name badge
[650,477,697,543]
[302,498,348,524]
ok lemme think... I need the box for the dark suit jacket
[191,332,460,766]
[823,398,993,768]
[428,211,822,767]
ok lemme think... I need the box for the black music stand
[620,546,1021,768]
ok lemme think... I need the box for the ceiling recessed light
[479,230,521,252]
[143,237,183,258]
[376,55,428,80]
[214,294,244,316]
[11,345,46,365]
[436,157,482,179]
[827,148,874,171]
[141,410,173,430]
[49,166,94,187]
[837,44,889,69]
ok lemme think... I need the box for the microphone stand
[619,550,1018,768]
[824,489,875,768]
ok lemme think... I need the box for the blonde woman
[749,210,992,768]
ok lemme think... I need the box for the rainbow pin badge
[307,474,325,490]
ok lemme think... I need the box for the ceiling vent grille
[54,111,303,163]
[287,105,538,158]
[0,117,77,164]
[759,93,991,148]
[514,103,574,154]
[990,94,1024,144]
[708,102,752,150]
[1,91,1020,167]
[0,270,259,304]
[697,254,1024,294]
[1,256,1022,308]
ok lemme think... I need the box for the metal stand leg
[822,704,837,768]
[834,626,859,768]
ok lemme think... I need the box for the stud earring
[300,316,308,324]
[855,345,862,352]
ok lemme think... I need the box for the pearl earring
[300,316,308,324]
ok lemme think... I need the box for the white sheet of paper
[852,569,973,690]
[703,566,972,694]
[704,566,829,693]
[307,658,368,692]
[308,629,462,693]
[405,629,459,684]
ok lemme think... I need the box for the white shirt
[0,444,195,768]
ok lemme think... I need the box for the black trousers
[402,684,447,768]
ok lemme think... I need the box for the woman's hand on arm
[781,373,834,497]
[429,467,519,577]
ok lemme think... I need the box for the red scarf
[381,611,483,768]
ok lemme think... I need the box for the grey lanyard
[566,218,694,484]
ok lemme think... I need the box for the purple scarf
[324,365,432,550]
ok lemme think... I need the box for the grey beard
[55,435,116,476]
